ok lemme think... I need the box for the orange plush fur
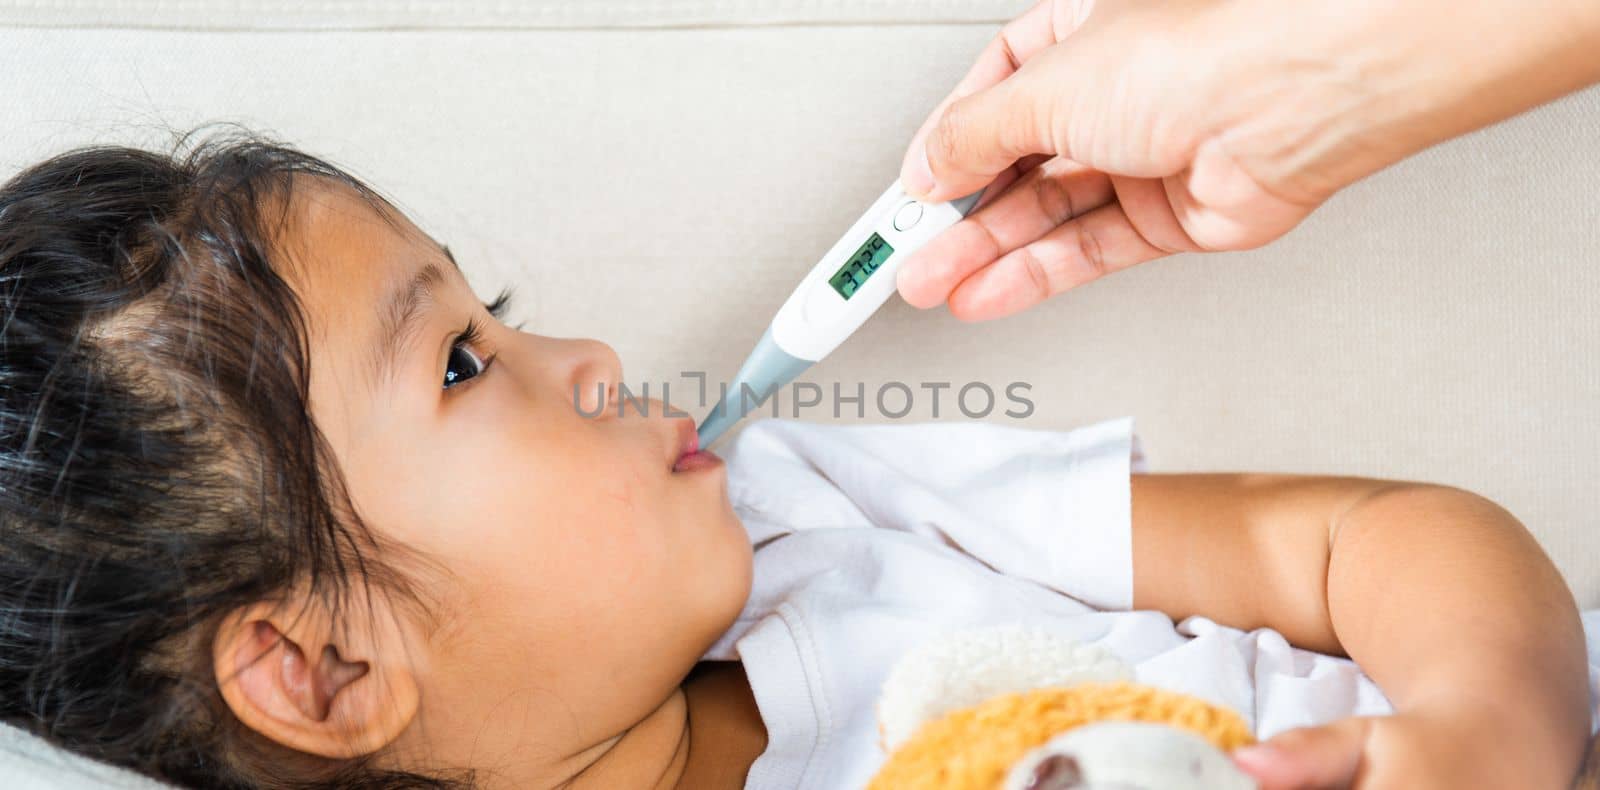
[868,681,1254,790]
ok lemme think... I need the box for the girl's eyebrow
[371,259,449,386]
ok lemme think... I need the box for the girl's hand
[1129,478,1589,790]
[1232,709,1574,789]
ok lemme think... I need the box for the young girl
[0,132,1589,790]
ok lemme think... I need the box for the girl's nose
[559,338,623,418]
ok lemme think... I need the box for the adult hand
[896,0,1600,321]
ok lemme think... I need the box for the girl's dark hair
[0,130,466,788]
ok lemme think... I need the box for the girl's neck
[675,661,767,789]
[565,661,765,790]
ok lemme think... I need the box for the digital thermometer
[696,180,983,447]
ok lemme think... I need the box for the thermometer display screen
[828,233,895,300]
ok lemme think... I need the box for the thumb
[1232,718,1373,790]
[899,0,1084,202]
[907,50,1072,204]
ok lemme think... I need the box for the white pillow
[0,723,174,790]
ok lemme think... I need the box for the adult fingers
[897,158,1114,309]
[900,0,1086,198]
[943,195,1169,321]
[1232,718,1373,790]
[969,153,1054,212]
[911,42,1091,205]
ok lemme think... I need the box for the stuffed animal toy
[869,626,1257,790]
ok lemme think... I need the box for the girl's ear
[212,595,419,759]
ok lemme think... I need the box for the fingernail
[1230,744,1279,769]
[894,252,935,308]
[902,143,937,198]
[894,252,920,290]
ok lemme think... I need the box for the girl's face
[281,183,752,780]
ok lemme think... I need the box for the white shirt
[702,418,1396,790]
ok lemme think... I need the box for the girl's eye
[443,343,486,389]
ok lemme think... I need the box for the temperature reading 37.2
[828,232,895,300]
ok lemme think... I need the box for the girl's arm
[1130,474,1589,788]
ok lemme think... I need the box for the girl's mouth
[673,448,722,473]
[673,420,723,473]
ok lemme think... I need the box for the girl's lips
[679,422,698,457]
[673,448,723,473]
[672,418,722,472]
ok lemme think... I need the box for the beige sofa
[1,1,1597,786]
